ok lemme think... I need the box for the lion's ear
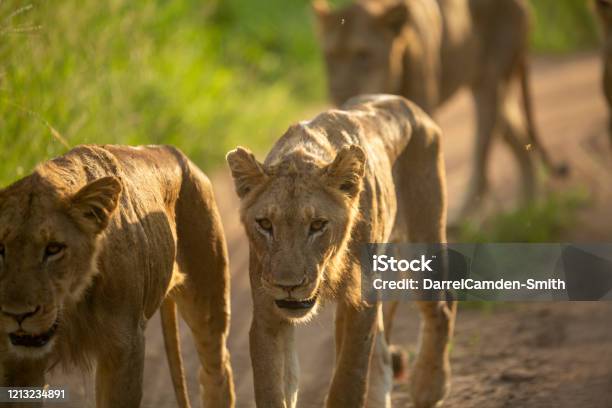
[380,2,408,34]
[226,147,267,199]
[323,145,366,198]
[70,176,122,234]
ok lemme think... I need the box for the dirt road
[49,53,612,407]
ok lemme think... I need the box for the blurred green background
[0,0,600,187]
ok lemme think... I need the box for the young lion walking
[0,145,234,408]
[227,95,456,408]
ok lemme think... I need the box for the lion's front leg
[411,300,456,408]
[250,309,298,408]
[327,301,378,408]
[366,303,393,408]
[95,325,145,408]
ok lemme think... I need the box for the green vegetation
[456,189,589,243]
[0,0,325,185]
[0,0,600,186]
[452,188,590,310]
[530,0,599,53]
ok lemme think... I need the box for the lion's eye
[44,242,65,260]
[309,219,328,234]
[256,218,273,234]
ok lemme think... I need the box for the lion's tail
[160,297,192,408]
[519,56,569,177]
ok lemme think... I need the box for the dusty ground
[48,53,612,407]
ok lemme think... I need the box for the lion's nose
[274,277,307,292]
[1,305,41,324]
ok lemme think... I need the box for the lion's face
[227,146,365,321]
[313,0,408,105]
[0,174,120,357]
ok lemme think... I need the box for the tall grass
[0,0,324,185]
[0,0,600,187]
[455,190,589,243]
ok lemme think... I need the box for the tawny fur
[313,0,567,215]
[227,95,456,408]
[0,145,234,408]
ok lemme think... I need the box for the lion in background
[227,94,455,408]
[0,145,234,407]
[313,0,567,216]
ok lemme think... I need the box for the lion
[227,94,456,408]
[0,145,234,408]
[595,0,612,148]
[312,0,567,215]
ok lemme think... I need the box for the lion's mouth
[275,296,317,310]
[9,321,59,348]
